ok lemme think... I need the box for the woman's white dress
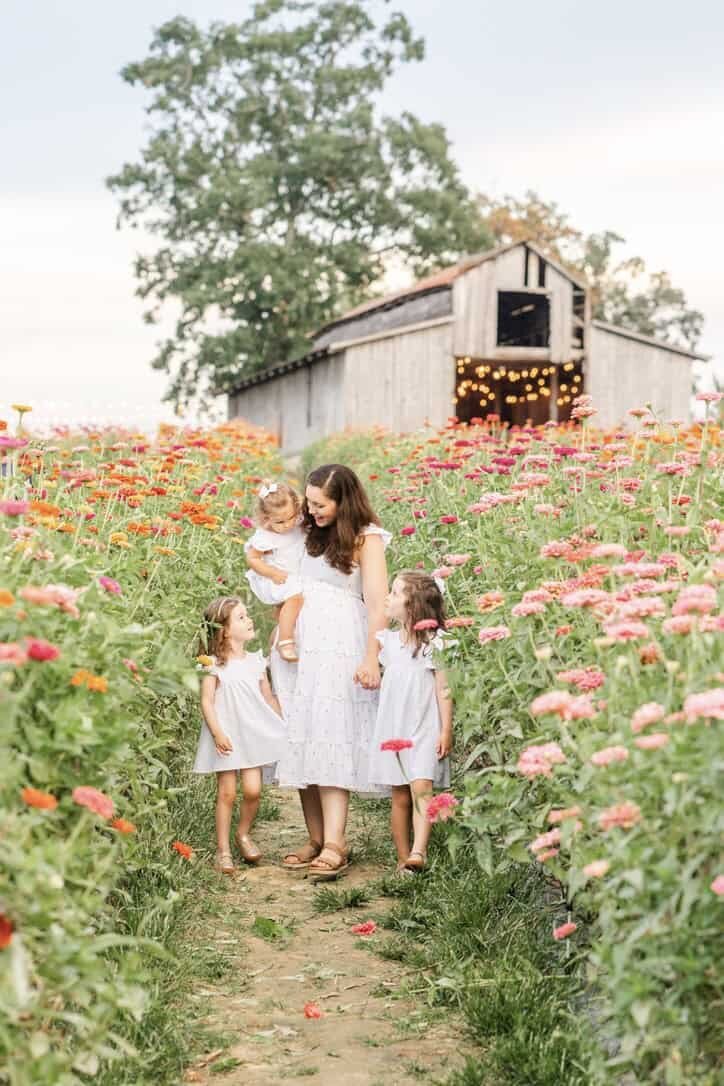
[368,630,450,788]
[244,524,305,605]
[271,524,391,793]
[192,652,285,773]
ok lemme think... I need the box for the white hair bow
[433,575,446,595]
[259,483,278,498]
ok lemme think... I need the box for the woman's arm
[246,547,288,585]
[200,674,233,755]
[354,534,388,690]
[434,668,453,758]
[259,672,282,717]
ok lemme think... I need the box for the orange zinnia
[0,590,15,607]
[21,787,58,810]
[172,840,193,860]
[111,818,137,834]
[85,675,108,693]
[0,914,14,949]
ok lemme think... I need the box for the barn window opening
[496,291,550,348]
[572,287,586,350]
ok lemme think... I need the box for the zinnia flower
[380,739,413,752]
[172,840,194,859]
[351,921,377,936]
[631,702,665,733]
[443,553,470,566]
[476,591,504,613]
[583,860,610,878]
[0,914,14,949]
[0,500,30,516]
[427,793,459,823]
[25,637,61,662]
[98,576,122,595]
[598,802,641,831]
[683,688,724,723]
[439,515,459,525]
[21,787,58,810]
[400,525,416,536]
[413,619,438,630]
[634,733,669,750]
[602,620,650,641]
[0,642,28,666]
[110,818,137,834]
[711,875,724,896]
[72,786,114,819]
[517,741,567,779]
[304,1002,323,1019]
[478,625,510,644]
[591,746,629,767]
[553,921,577,940]
[547,806,582,824]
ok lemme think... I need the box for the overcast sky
[3,0,723,429]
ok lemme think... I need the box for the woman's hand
[213,731,233,755]
[436,726,453,759]
[354,656,381,690]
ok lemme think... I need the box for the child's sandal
[277,639,299,663]
[309,842,350,882]
[214,850,235,875]
[404,850,426,872]
[281,839,322,870]
[235,832,263,865]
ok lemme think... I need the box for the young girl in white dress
[193,596,285,874]
[244,482,306,662]
[368,571,453,873]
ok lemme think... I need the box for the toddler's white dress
[244,524,305,605]
[271,524,391,794]
[192,651,285,773]
[368,629,450,788]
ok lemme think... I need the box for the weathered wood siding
[343,321,454,431]
[588,324,693,428]
[452,261,495,357]
[228,352,346,454]
[312,288,452,351]
[546,264,574,363]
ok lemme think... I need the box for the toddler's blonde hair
[255,481,301,525]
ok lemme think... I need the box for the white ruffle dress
[192,651,285,773]
[244,524,305,605]
[271,524,391,793]
[368,630,450,788]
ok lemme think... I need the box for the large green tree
[109,1,490,408]
[478,191,703,350]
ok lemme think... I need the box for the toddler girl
[193,595,285,874]
[368,571,453,873]
[244,481,305,662]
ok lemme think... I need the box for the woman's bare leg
[317,786,349,850]
[282,786,324,866]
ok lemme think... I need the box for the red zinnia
[25,637,61,662]
[439,515,459,524]
[351,921,377,936]
[303,1001,323,1019]
[0,913,14,949]
[380,738,414,753]
[173,840,194,859]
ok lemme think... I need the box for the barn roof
[315,240,588,337]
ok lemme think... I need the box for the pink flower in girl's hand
[413,619,438,630]
[427,793,459,823]
[351,921,377,936]
[380,739,413,752]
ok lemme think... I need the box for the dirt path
[183,789,473,1085]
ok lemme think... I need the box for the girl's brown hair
[254,481,302,525]
[303,464,379,574]
[197,596,243,666]
[395,571,447,657]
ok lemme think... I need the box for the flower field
[0,418,282,1084]
[305,400,723,1083]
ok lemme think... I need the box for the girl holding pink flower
[369,571,453,873]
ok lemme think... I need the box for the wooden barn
[227,241,702,452]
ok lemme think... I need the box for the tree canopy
[109,1,490,408]
[478,191,703,350]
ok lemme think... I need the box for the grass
[312,884,372,913]
[375,841,593,1086]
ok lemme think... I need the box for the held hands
[353,657,381,690]
[270,569,289,586]
[213,731,234,756]
[436,726,453,759]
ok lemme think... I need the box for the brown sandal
[214,850,235,875]
[404,850,426,872]
[235,832,263,865]
[309,842,350,882]
[281,839,322,870]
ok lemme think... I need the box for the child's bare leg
[409,779,434,860]
[215,770,237,853]
[391,785,413,864]
[278,594,303,644]
[237,767,262,837]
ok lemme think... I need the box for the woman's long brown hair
[303,464,379,574]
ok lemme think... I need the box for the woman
[270,463,390,879]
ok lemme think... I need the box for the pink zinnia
[634,733,669,750]
[443,553,470,566]
[427,793,459,823]
[683,688,724,723]
[413,619,438,631]
[517,741,566,779]
[439,515,459,525]
[0,642,28,666]
[98,576,122,595]
[478,625,510,644]
[431,566,455,580]
[25,638,61,662]
[662,614,696,635]
[583,860,610,879]
[631,702,665,733]
[562,589,611,609]
[591,543,627,559]
[672,584,716,616]
[602,620,649,641]
[380,738,414,752]
[711,875,724,896]
[19,584,81,619]
[0,500,30,516]
[400,525,416,536]
[553,921,577,940]
[556,667,606,692]
[239,516,254,529]
[547,806,582,824]
[598,802,641,831]
[512,600,545,617]
[591,745,629,767]
[72,786,115,820]
[529,828,562,853]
